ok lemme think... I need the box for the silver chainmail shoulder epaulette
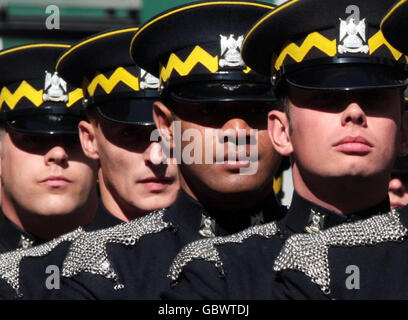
[273,209,407,295]
[168,221,279,282]
[0,227,84,297]
[62,209,170,290]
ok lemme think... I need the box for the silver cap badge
[140,69,159,90]
[42,71,68,103]
[338,17,369,54]
[219,34,245,68]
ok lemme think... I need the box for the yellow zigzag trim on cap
[275,30,407,72]
[0,81,43,110]
[0,81,84,110]
[67,88,84,107]
[86,67,140,96]
[274,32,337,71]
[160,45,219,82]
[369,30,403,61]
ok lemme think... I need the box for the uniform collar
[0,216,44,252]
[85,200,123,231]
[164,190,285,237]
[396,205,408,229]
[284,191,391,234]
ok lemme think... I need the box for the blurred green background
[0,0,280,49]
[142,0,278,21]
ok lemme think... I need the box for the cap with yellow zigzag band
[0,81,83,110]
[274,30,407,72]
[84,67,141,96]
[160,45,251,84]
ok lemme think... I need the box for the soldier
[6,1,290,299]
[0,29,180,299]
[261,0,408,299]
[57,27,180,223]
[259,0,408,300]
[163,0,408,300]
[0,44,99,253]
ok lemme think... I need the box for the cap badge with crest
[338,7,369,54]
[219,34,245,68]
[139,68,159,90]
[43,71,68,103]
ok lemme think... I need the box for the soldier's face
[83,117,179,221]
[1,130,97,217]
[274,86,406,182]
[163,100,281,207]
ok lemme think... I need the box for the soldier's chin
[210,179,263,195]
[129,196,176,213]
[29,198,79,216]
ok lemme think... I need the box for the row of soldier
[0,0,407,299]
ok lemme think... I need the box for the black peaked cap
[381,0,408,55]
[130,1,278,103]
[0,43,85,135]
[242,0,407,91]
[57,27,160,125]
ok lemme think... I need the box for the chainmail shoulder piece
[62,209,170,290]
[273,209,407,295]
[0,227,84,297]
[168,221,279,282]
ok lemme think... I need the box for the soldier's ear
[268,110,293,156]
[153,101,174,150]
[398,110,408,157]
[78,120,99,160]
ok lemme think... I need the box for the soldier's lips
[139,177,173,191]
[333,136,373,154]
[223,159,251,169]
[41,176,71,188]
